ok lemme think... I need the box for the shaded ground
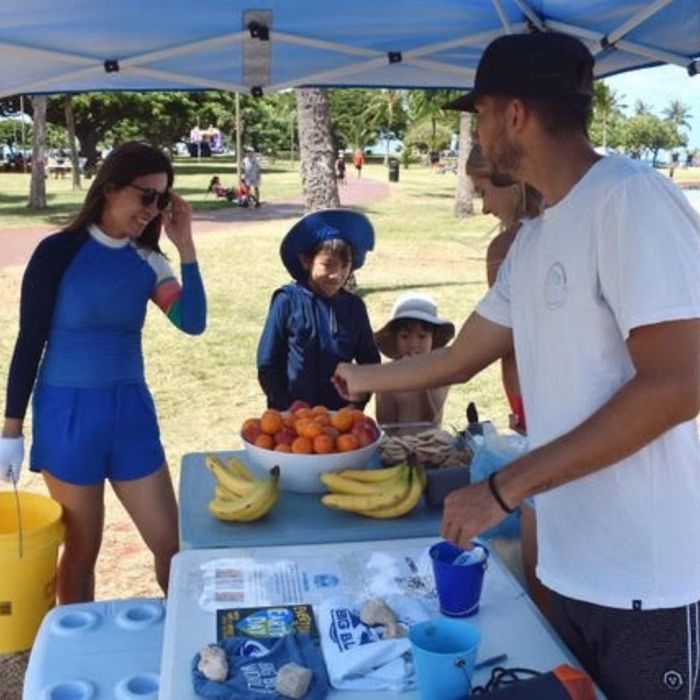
[0,176,390,699]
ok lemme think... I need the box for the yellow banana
[321,469,411,511]
[355,464,425,519]
[227,455,256,482]
[215,483,238,501]
[320,464,408,496]
[208,467,280,522]
[335,463,408,483]
[205,454,254,497]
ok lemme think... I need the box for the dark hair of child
[303,238,354,267]
[390,318,436,336]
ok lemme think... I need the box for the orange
[314,412,331,426]
[313,434,335,454]
[336,433,359,452]
[291,436,313,454]
[281,411,297,429]
[295,418,323,440]
[242,418,261,432]
[350,409,366,425]
[260,410,283,436]
[254,434,275,450]
[311,405,329,416]
[331,408,353,433]
[294,407,313,420]
[274,443,291,453]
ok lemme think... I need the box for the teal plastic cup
[409,619,481,699]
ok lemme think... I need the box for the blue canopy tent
[1,0,699,98]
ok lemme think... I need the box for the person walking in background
[374,293,454,425]
[334,32,700,697]
[466,141,548,618]
[257,209,380,411]
[352,148,364,178]
[243,147,262,207]
[335,151,347,185]
[0,141,207,603]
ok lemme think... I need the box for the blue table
[160,536,604,699]
[178,451,443,550]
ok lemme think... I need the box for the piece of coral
[359,597,406,638]
[275,662,312,698]
[197,644,229,682]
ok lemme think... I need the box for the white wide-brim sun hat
[374,293,455,359]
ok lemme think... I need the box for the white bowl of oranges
[240,402,382,493]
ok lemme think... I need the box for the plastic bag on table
[464,428,528,539]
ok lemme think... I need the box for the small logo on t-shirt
[544,262,568,309]
[662,669,684,691]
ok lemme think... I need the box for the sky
[605,64,700,150]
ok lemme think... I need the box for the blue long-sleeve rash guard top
[5,225,206,420]
[257,281,380,411]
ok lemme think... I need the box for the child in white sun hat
[374,293,455,425]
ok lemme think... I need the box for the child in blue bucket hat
[257,209,380,411]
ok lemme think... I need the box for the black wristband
[487,472,516,514]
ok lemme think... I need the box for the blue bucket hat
[280,209,375,281]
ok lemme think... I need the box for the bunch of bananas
[320,462,426,519]
[205,454,280,522]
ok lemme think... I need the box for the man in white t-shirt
[333,32,700,697]
[243,148,261,207]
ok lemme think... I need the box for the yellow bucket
[0,491,64,653]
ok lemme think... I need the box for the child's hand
[332,363,355,400]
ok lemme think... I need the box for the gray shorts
[550,590,700,699]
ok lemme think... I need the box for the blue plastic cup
[429,540,489,617]
[409,618,481,699]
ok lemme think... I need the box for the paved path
[0,175,390,269]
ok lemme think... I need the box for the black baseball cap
[447,32,594,112]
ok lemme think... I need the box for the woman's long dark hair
[65,141,174,253]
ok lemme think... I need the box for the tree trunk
[74,125,101,175]
[454,111,474,217]
[64,95,81,191]
[295,88,339,212]
[28,95,47,209]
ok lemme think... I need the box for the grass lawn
[3,159,697,484]
[0,159,507,482]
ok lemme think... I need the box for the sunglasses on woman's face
[127,183,171,210]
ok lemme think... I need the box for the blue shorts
[30,383,165,486]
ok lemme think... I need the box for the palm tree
[64,95,81,190]
[363,89,405,164]
[407,89,461,152]
[593,83,626,150]
[454,111,474,217]
[295,88,339,211]
[663,99,692,130]
[633,99,653,116]
[28,95,47,209]
[337,120,374,154]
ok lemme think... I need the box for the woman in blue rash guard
[0,142,206,602]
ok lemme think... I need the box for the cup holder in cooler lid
[114,673,160,699]
[114,601,165,630]
[50,610,101,636]
[44,679,97,699]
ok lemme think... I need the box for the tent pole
[606,0,674,46]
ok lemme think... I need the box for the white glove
[0,436,24,483]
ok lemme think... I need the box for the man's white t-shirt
[477,155,700,609]
[244,156,261,186]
